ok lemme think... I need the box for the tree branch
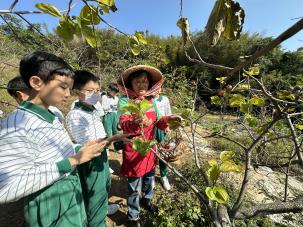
[235,197,303,219]
[226,18,303,79]
[230,115,282,218]
[286,114,303,165]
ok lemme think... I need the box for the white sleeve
[0,133,72,203]
[164,96,172,116]
[66,111,90,144]
[101,95,111,112]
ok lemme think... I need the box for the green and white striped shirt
[0,101,78,203]
[66,102,107,144]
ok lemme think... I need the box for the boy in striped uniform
[7,75,65,123]
[0,51,109,227]
[66,70,126,227]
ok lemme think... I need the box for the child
[154,89,172,190]
[117,65,180,226]
[66,70,127,227]
[0,51,108,226]
[101,83,119,139]
[7,75,65,123]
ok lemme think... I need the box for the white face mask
[84,92,101,105]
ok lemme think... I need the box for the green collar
[19,101,55,123]
[75,101,95,112]
[156,95,163,102]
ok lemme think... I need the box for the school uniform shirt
[71,100,105,117]
[155,95,172,117]
[66,101,107,144]
[0,101,80,203]
[66,101,109,227]
[101,95,118,113]
[48,105,65,123]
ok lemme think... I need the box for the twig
[9,0,19,11]
[82,0,128,36]
[0,10,42,15]
[286,114,303,165]
[185,36,233,71]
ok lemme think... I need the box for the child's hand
[69,140,107,166]
[109,134,131,143]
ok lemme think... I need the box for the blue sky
[1,0,303,51]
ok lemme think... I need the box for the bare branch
[286,114,303,165]
[226,18,303,79]
[0,10,42,15]
[235,196,303,219]
[185,37,233,71]
[9,0,19,11]
[231,115,282,218]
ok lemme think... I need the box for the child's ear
[29,76,44,91]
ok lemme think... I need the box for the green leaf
[240,103,251,114]
[81,26,99,48]
[56,18,76,42]
[220,160,242,172]
[97,0,117,12]
[80,5,101,25]
[177,18,190,45]
[220,151,234,161]
[135,32,147,45]
[205,0,244,46]
[216,76,226,84]
[249,96,265,107]
[213,186,229,204]
[276,91,296,101]
[139,99,153,114]
[132,138,157,156]
[229,94,246,107]
[205,187,216,201]
[249,66,260,76]
[208,159,218,167]
[129,36,141,56]
[206,164,220,184]
[236,83,250,90]
[35,3,62,17]
[211,96,221,105]
[295,122,303,131]
[181,108,191,120]
[245,114,258,128]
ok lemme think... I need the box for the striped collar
[19,101,55,123]
[75,101,95,112]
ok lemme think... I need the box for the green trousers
[154,128,169,177]
[103,112,118,137]
[24,171,87,227]
[78,149,110,227]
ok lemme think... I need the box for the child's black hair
[125,70,152,90]
[73,70,99,90]
[20,51,75,88]
[108,83,119,93]
[7,76,30,98]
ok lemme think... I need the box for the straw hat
[118,65,163,85]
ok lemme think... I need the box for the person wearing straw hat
[117,65,180,226]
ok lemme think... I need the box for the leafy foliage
[205,151,242,204]
[132,138,158,156]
